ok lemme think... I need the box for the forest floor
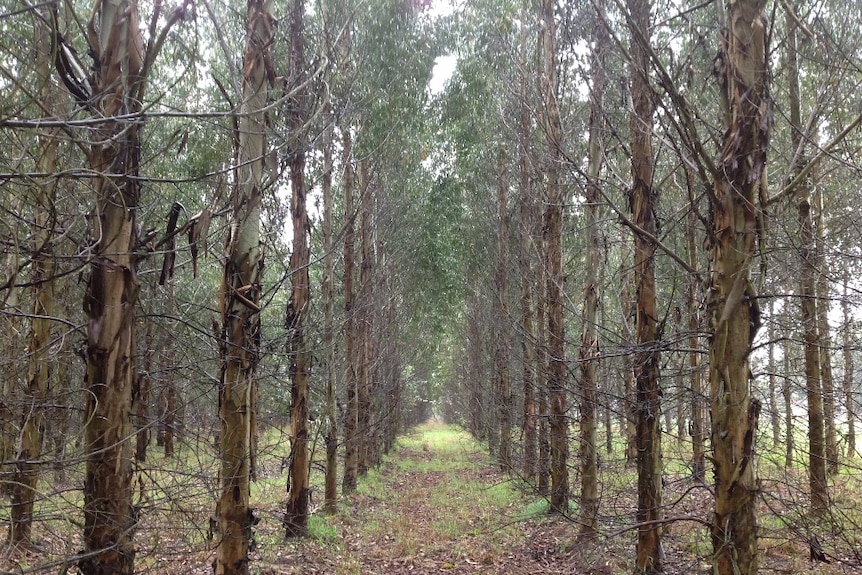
[241,423,846,575]
[2,422,855,574]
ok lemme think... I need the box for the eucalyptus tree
[214,0,273,570]
[707,0,770,571]
[784,5,827,513]
[75,0,151,567]
[627,0,663,566]
[284,0,312,538]
[8,3,60,547]
[538,0,568,514]
[578,0,608,535]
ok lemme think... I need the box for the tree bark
[540,0,568,514]
[79,0,146,570]
[578,0,607,535]
[707,0,768,570]
[800,199,828,513]
[356,160,374,476]
[10,10,57,544]
[814,188,837,474]
[214,0,272,569]
[783,334,795,469]
[785,10,827,513]
[843,273,856,458]
[321,46,338,515]
[628,0,663,569]
[341,124,358,494]
[285,0,310,538]
[518,57,537,482]
[767,301,781,446]
[494,149,512,471]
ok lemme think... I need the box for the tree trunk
[767,302,781,446]
[628,0,662,568]
[163,280,177,458]
[814,188,838,474]
[285,0,310,538]
[785,10,827,514]
[214,0,272,569]
[843,273,856,458]
[356,160,374,476]
[79,0,146,570]
[321,46,338,515]
[10,12,57,544]
[783,336,795,469]
[800,200,828,513]
[540,0,568,513]
[494,149,512,471]
[135,317,153,463]
[684,160,705,482]
[341,124,358,494]
[536,262,550,496]
[707,0,768,570]
[620,241,638,466]
[578,0,607,534]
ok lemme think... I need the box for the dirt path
[258,424,620,575]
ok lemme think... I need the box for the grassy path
[261,423,603,575]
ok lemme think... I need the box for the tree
[628,0,662,568]
[214,0,273,569]
[78,0,147,569]
[285,0,311,538]
[707,0,768,571]
[539,0,568,513]
[9,5,58,546]
[493,148,512,471]
[842,271,856,458]
[320,0,338,513]
[578,0,608,535]
[785,9,827,513]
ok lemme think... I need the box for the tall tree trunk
[356,160,374,476]
[518,71,537,482]
[135,316,153,462]
[683,177,705,481]
[783,335,794,469]
[285,0,310,538]
[620,242,638,466]
[843,273,856,458]
[163,280,177,458]
[494,149,512,471]
[767,302,781,446]
[536,255,550,496]
[579,0,607,535]
[628,0,662,568]
[80,0,146,570]
[814,188,838,474]
[707,0,768,570]
[540,0,568,514]
[800,200,828,512]
[785,11,827,514]
[321,52,338,517]
[341,124,358,494]
[10,11,57,544]
[214,0,272,569]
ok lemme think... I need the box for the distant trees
[4,0,862,572]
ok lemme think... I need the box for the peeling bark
[285,0,311,538]
[707,0,769,571]
[214,0,272,569]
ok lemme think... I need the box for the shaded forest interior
[2,0,862,573]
